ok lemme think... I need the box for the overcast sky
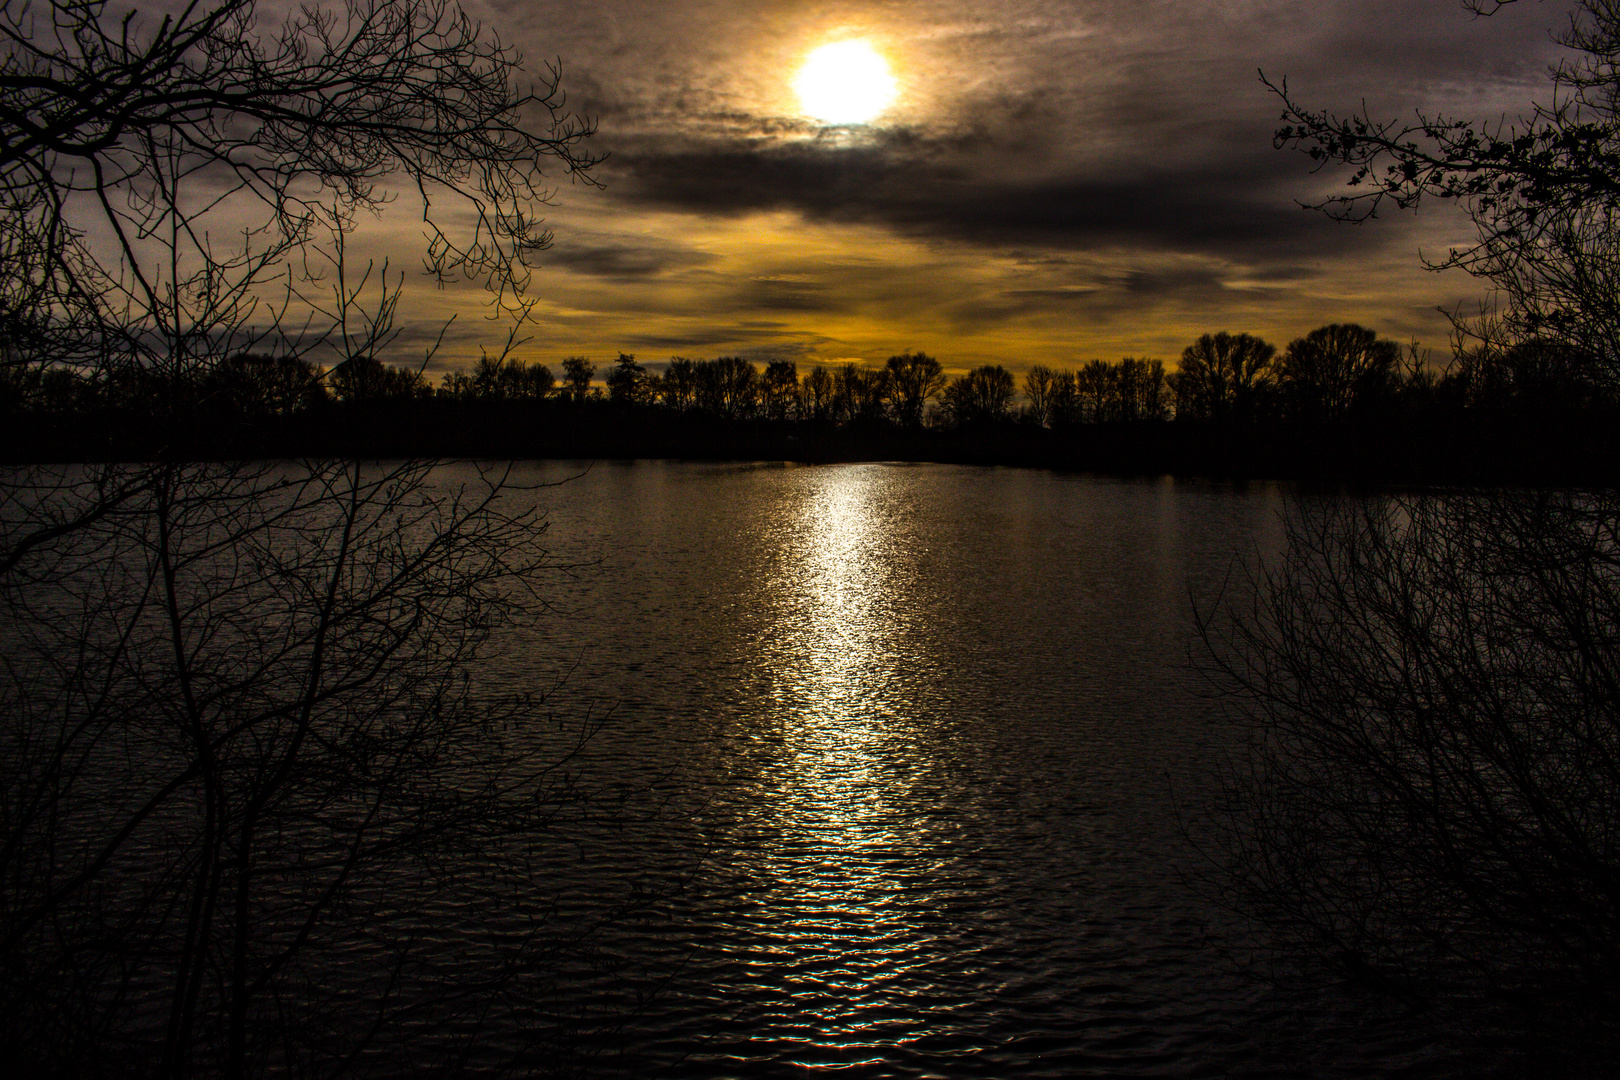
[402,0,1570,374]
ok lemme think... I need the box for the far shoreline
[5,399,1617,489]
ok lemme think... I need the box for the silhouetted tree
[1267,0,1620,380]
[1170,332,1276,420]
[1023,364,1059,427]
[561,356,596,402]
[1207,4,1620,1053]
[1278,324,1401,418]
[1049,369,1082,426]
[1202,491,1620,1038]
[694,357,758,419]
[884,351,946,428]
[1448,319,1601,411]
[328,356,430,402]
[468,356,554,399]
[800,364,836,423]
[831,363,889,425]
[941,364,1016,426]
[760,359,801,421]
[1,361,87,414]
[0,0,596,405]
[660,357,697,411]
[521,360,558,399]
[0,0,603,1074]
[0,461,591,1078]
[606,352,650,405]
[205,353,327,416]
[1076,359,1117,422]
[1115,357,1169,421]
[473,354,511,398]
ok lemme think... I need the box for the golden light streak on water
[738,466,946,1068]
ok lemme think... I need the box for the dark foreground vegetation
[0,0,624,1076]
[1199,0,1620,1068]
[7,328,1620,486]
[1203,489,1620,1064]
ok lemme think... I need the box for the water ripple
[460,461,1515,1078]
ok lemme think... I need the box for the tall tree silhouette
[942,365,1016,426]
[761,359,801,421]
[1207,1,1620,1054]
[562,356,597,402]
[1278,324,1400,418]
[1170,332,1276,420]
[884,351,946,428]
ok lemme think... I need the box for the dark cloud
[739,280,844,313]
[612,331,741,350]
[621,330,836,361]
[601,133,1395,261]
[543,239,720,279]
[944,265,1262,332]
[1113,266,1229,296]
[999,286,1104,302]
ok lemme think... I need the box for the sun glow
[794,40,897,125]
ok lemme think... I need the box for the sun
[794,40,897,125]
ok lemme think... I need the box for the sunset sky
[400,0,1568,377]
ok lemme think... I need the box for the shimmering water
[463,461,1497,1078]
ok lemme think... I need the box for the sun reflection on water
[499,461,1320,1077]
[723,465,963,1068]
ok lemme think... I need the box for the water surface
[470,461,1489,1078]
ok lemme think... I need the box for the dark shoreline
[5,398,1618,488]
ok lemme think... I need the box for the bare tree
[1169,332,1276,421]
[0,0,596,407]
[694,356,759,420]
[1201,491,1620,1037]
[1075,358,1117,422]
[0,0,605,1075]
[560,356,596,402]
[832,362,887,425]
[1266,0,1620,377]
[940,364,1015,426]
[884,350,945,428]
[799,363,835,423]
[1022,364,1058,427]
[759,358,800,421]
[0,462,594,1077]
[1277,324,1401,419]
[660,357,697,411]
[1048,368,1081,426]
[1206,2,1620,1056]
[1115,357,1168,422]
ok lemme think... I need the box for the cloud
[526,0,1561,283]
[543,236,721,279]
[619,328,838,361]
[598,131,1395,263]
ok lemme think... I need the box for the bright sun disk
[794,40,896,125]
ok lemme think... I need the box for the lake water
[466,460,1503,1079]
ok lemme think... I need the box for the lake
[462,460,1500,1078]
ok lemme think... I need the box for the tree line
[4,320,1610,436]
